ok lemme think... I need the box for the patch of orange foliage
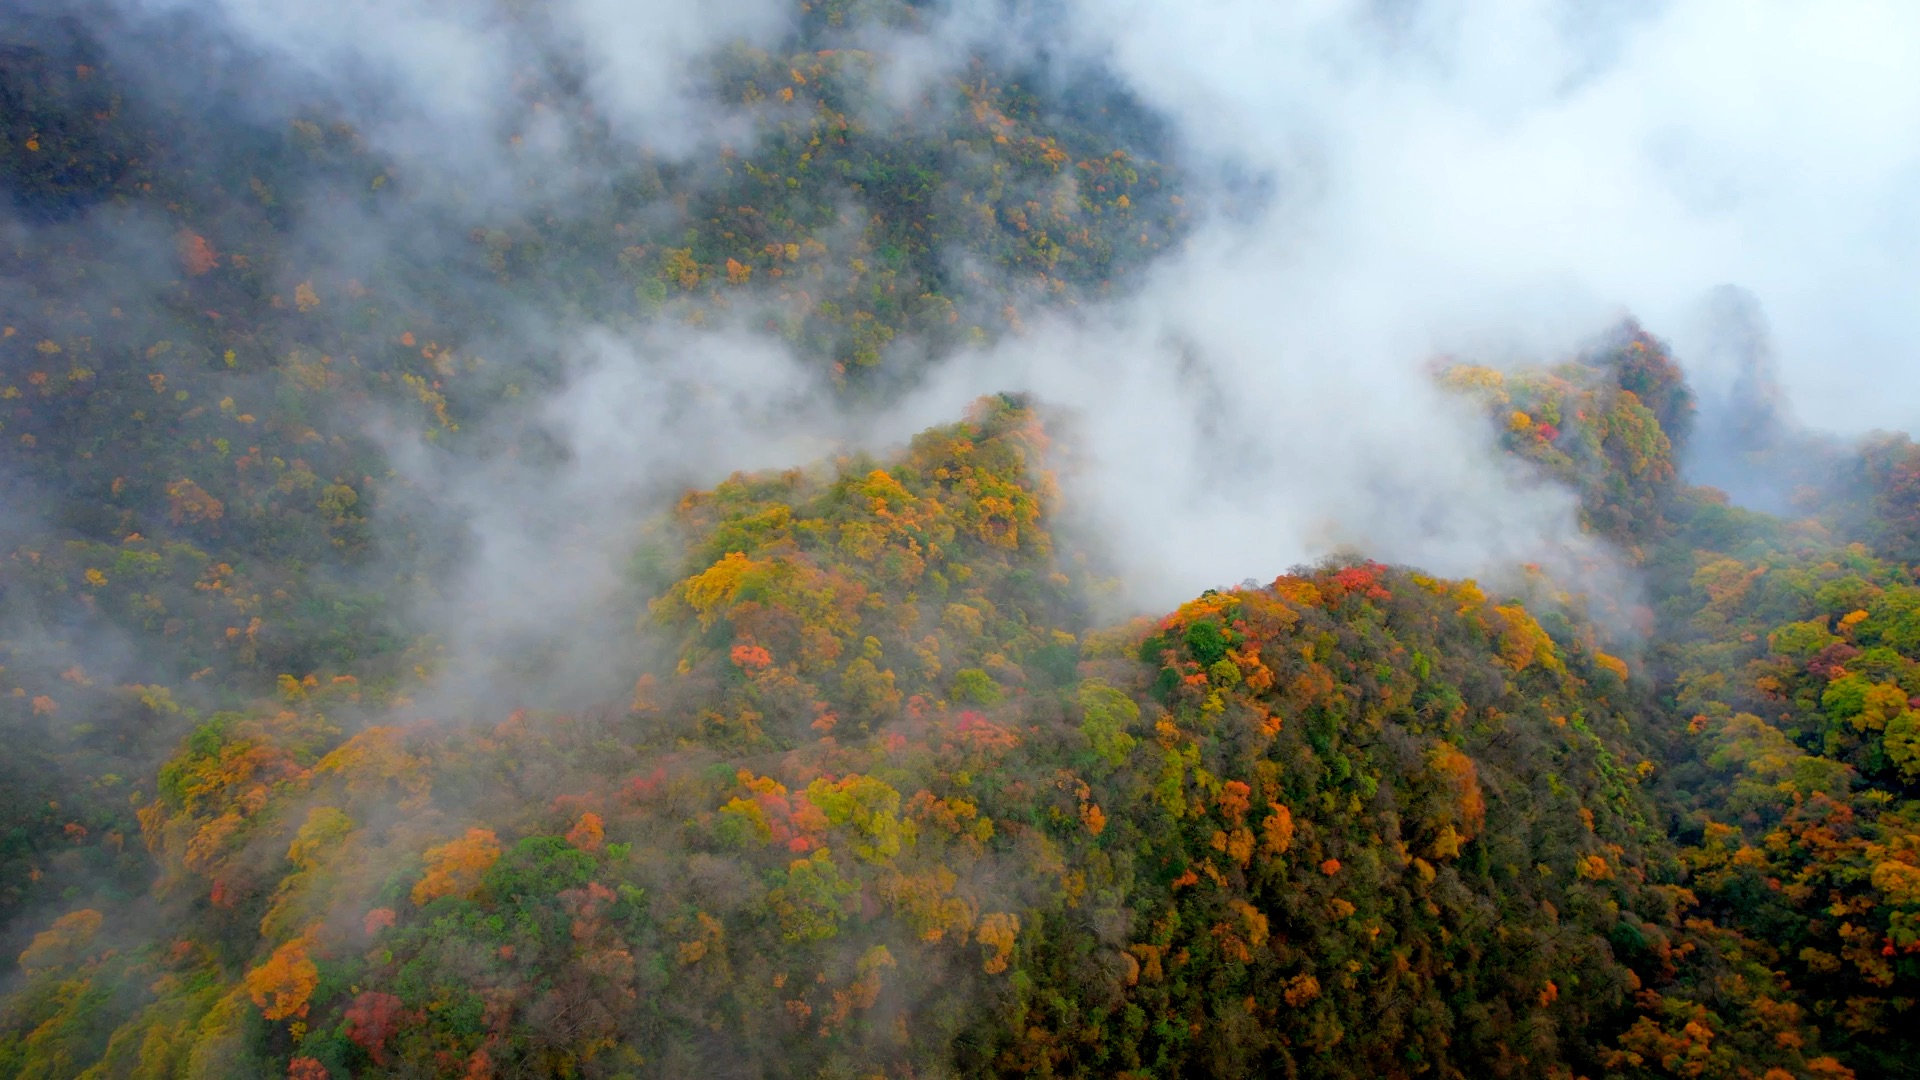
[411,828,501,906]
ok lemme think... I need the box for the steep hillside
[0,397,1862,1079]
[2,5,1917,1080]
[0,0,1187,947]
[1454,330,1920,1079]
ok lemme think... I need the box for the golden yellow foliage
[660,248,701,290]
[1494,604,1562,673]
[1282,973,1321,1007]
[1871,860,1920,906]
[681,551,770,628]
[244,933,319,1020]
[1262,803,1294,856]
[165,478,225,525]
[1230,899,1269,948]
[1438,364,1510,406]
[977,912,1019,973]
[678,911,723,965]
[17,909,103,972]
[411,828,501,906]
[1427,742,1487,841]
[1593,651,1630,681]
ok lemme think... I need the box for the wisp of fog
[19,0,1920,677]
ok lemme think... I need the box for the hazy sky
[1053,0,1920,434]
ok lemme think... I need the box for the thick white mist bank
[57,0,1920,650]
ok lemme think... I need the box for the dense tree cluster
[0,384,1899,1079]
[1459,332,1920,1079]
[0,0,1185,955]
[3,5,1920,1079]
[1440,323,1693,558]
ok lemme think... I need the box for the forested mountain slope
[0,0,1184,954]
[2,4,1918,1080]
[0,395,1868,1079]
[1448,335,1920,1079]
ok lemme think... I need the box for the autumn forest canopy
[3,2,1920,1079]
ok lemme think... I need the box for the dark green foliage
[1183,619,1230,666]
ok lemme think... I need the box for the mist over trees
[2,1,1919,1078]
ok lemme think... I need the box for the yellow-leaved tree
[411,828,502,905]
